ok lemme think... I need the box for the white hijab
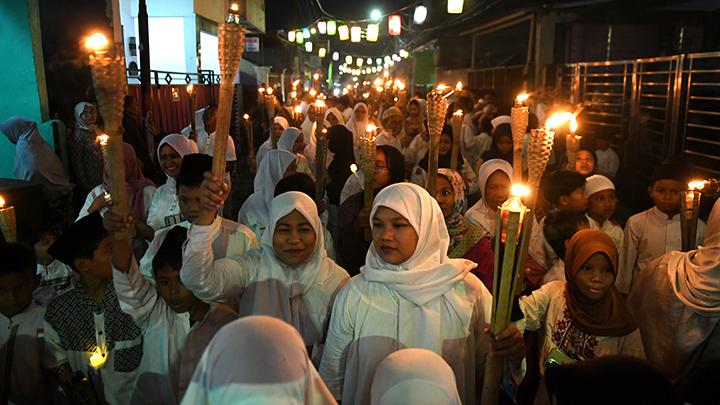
[239,149,296,228]
[361,183,476,352]
[242,191,347,344]
[324,107,345,127]
[469,159,513,235]
[74,101,98,131]
[370,349,462,405]
[274,116,290,131]
[667,197,720,316]
[345,102,370,147]
[157,133,199,182]
[278,127,303,153]
[181,316,336,405]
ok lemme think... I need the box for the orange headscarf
[564,229,637,336]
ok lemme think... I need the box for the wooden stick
[510,105,528,183]
[451,110,463,171]
[211,12,245,179]
[426,90,447,196]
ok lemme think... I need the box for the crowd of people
[0,82,717,405]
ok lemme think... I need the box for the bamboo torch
[680,180,705,251]
[243,113,256,174]
[451,109,463,171]
[511,93,529,183]
[0,195,16,243]
[425,85,450,196]
[360,124,378,211]
[186,84,197,141]
[211,3,245,179]
[315,128,329,204]
[84,32,131,239]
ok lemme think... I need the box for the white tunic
[146,182,183,231]
[114,260,237,404]
[139,218,259,282]
[520,281,645,374]
[465,199,497,237]
[0,303,50,404]
[586,214,624,259]
[619,207,705,294]
[77,184,156,222]
[340,171,365,206]
[594,147,620,178]
[34,260,77,306]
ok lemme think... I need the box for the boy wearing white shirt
[139,154,258,281]
[0,243,52,404]
[584,175,624,255]
[33,227,77,306]
[594,133,620,178]
[618,162,706,295]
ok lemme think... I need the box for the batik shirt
[44,280,143,405]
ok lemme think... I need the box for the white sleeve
[618,217,640,294]
[143,185,157,221]
[43,318,68,370]
[519,282,558,331]
[180,216,252,303]
[319,283,355,399]
[113,259,165,328]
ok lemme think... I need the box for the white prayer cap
[273,116,289,130]
[491,115,511,129]
[584,174,615,197]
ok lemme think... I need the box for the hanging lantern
[310,27,317,35]
[318,21,327,35]
[345,55,353,64]
[305,41,313,52]
[366,23,379,42]
[414,5,428,24]
[356,57,363,67]
[319,47,327,58]
[447,0,464,14]
[288,30,296,42]
[375,58,382,65]
[327,20,337,36]
[338,25,349,40]
[384,55,391,64]
[296,31,304,44]
[333,51,340,61]
[303,28,311,38]
[399,49,409,58]
[388,15,402,36]
[350,26,362,43]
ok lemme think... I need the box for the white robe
[619,207,706,294]
[77,184,156,222]
[181,193,349,351]
[594,147,620,178]
[34,260,76,306]
[586,214,624,261]
[465,199,497,237]
[114,260,238,404]
[139,218,258,282]
[340,171,364,206]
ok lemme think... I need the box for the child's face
[587,189,617,222]
[560,187,588,212]
[439,134,452,156]
[649,179,682,216]
[293,135,305,154]
[76,235,113,280]
[155,264,199,314]
[34,232,56,266]
[484,170,511,210]
[272,210,317,267]
[575,151,595,176]
[0,271,38,317]
[273,124,285,140]
[372,206,419,265]
[575,253,614,302]
[496,136,513,154]
[178,185,202,223]
[435,176,455,219]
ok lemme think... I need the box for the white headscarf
[324,107,344,127]
[74,102,98,131]
[370,349,462,405]
[666,197,720,316]
[181,316,336,405]
[467,159,513,236]
[157,133,199,178]
[239,149,296,229]
[274,116,290,131]
[0,117,72,200]
[242,191,347,344]
[478,158,513,199]
[490,115,511,129]
[278,127,303,153]
[361,183,476,352]
[345,102,370,147]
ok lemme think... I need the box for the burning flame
[290,90,297,98]
[258,87,265,94]
[266,87,273,95]
[366,124,377,133]
[363,92,370,99]
[545,111,574,130]
[84,32,109,54]
[186,84,194,94]
[516,93,530,104]
[230,3,239,12]
[294,105,303,113]
[688,180,707,190]
[395,79,406,91]
[96,134,109,146]
[243,113,250,120]
[0,196,5,208]
[309,89,317,97]
[292,79,301,87]
[436,84,449,91]
[313,73,320,80]
[350,163,358,173]
[569,118,578,134]
[454,110,463,116]
[455,81,463,91]
[315,99,326,108]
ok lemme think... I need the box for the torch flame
[569,118,578,134]
[309,89,317,97]
[511,184,531,198]
[516,93,530,104]
[350,163,358,173]
[395,79,406,91]
[96,134,109,146]
[454,109,463,116]
[186,84,194,94]
[688,180,707,190]
[455,81,463,91]
[294,105,303,113]
[0,196,5,208]
[545,111,574,130]
[363,92,370,99]
[230,3,239,12]
[84,32,109,54]
[266,87,273,95]
[243,113,250,120]
[366,124,377,133]
[258,87,265,94]
[315,99,326,108]
[436,84,449,91]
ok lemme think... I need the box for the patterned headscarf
[438,169,467,253]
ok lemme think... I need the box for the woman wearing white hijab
[256,116,290,165]
[181,191,349,353]
[464,159,513,237]
[181,316,337,405]
[301,104,317,146]
[278,127,313,177]
[237,149,297,240]
[370,349,461,405]
[345,102,370,157]
[628,197,720,402]
[319,182,524,404]
[69,102,104,195]
[0,116,73,202]
[146,134,199,231]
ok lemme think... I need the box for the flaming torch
[0,195,16,243]
[425,85,450,196]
